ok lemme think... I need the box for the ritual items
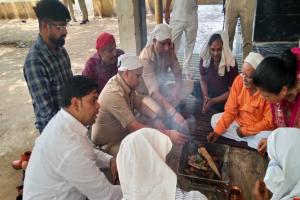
[178,142,230,184]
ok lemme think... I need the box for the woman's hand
[207,131,220,143]
[165,9,171,24]
[236,127,246,138]
[202,96,216,114]
[257,138,268,156]
[252,181,271,200]
[110,158,118,182]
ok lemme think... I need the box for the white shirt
[23,109,122,200]
[170,0,198,23]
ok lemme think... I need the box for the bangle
[167,107,176,118]
[152,114,159,121]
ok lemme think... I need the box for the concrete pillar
[116,0,147,55]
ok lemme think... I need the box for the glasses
[241,72,253,80]
[48,22,68,32]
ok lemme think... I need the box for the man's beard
[110,56,117,64]
[103,56,117,65]
[50,36,66,47]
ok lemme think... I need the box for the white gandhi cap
[244,52,264,69]
[118,54,143,71]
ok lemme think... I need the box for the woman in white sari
[253,128,300,200]
[116,128,207,200]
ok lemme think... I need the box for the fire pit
[177,142,230,186]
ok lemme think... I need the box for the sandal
[12,151,31,170]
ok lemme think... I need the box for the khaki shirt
[138,45,182,95]
[92,74,143,146]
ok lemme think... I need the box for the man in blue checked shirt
[24,0,73,133]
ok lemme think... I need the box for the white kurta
[23,109,122,200]
[169,0,198,72]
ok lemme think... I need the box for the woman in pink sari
[252,48,300,155]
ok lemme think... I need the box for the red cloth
[96,32,116,50]
[291,47,300,56]
[82,49,124,93]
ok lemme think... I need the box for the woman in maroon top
[197,31,238,113]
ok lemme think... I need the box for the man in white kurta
[165,0,198,75]
[23,76,122,200]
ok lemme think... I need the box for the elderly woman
[253,48,300,154]
[207,52,274,149]
[253,128,300,200]
[116,128,207,200]
[197,30,238,113]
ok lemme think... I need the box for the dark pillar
[139,0,147,49]
[254,0,300,42]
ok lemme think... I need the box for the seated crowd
[15,0,300,199]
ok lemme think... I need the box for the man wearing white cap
[92,54,188,156]
[207,52,275,149]
[139,24,193,132]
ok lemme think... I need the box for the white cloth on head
[264,128,300,200]
[146,24,172,47]
[118,54,143,71]
[116,128,207,200]
[200,30,236,76]
[244,52,264,69]
[117,128,176,200]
